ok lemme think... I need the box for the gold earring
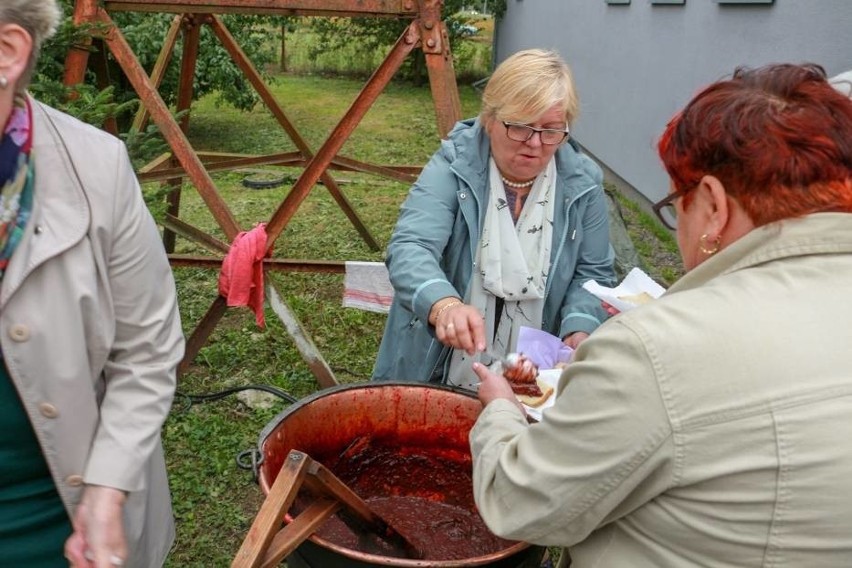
[699,233,721,255]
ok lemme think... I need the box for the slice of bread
[515,377,554,408]
[617,291,655,305]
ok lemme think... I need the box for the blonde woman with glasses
[372,49,615,388]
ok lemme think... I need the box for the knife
[480,350,519,370]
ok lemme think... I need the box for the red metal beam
[162,15,204,252]
[179,296,228,376]
[131,15,181,132]
[209,16,380,251]
[105,0,418,18]
[137,151,303,183]
[418,0,461,138]
[137,152,420,184]
[162,215,231,255]
[63,0,98,88]
[92,7,242,241]
[264,22,419,248]
[169,255,346,273]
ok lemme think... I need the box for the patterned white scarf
[446,157,556,389]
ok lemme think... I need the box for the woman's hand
[602,301,620,317]
[472,362,526,415]
[431,299,486,355]
[563,331,589,349]
[65,485,128,568]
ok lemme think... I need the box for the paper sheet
[582,267,666,313]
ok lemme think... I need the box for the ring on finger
[445,322,455,331]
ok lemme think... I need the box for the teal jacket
[372,118,615,383]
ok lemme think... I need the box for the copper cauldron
[257,382,544,568]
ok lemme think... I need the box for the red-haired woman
[468,63,852,567]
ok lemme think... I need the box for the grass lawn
[157,75,681,566]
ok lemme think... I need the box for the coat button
[459,192,467,199]
[39,403,59,418]
[8,324,30,342]
[34,225,43,235]
[65,474,84,487]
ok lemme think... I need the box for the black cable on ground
[174,385,299,481]
[174,384,299,409]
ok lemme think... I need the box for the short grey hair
[0,0,62,90]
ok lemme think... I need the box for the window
[606,0,631,4]
[651,0,686,4]
[716,0,773,3]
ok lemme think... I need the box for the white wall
[495,0,852,203]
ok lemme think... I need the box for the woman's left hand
[563,331,589,349]
[602,301,620,317]
[65,485,128,568]
[436,302,487,355]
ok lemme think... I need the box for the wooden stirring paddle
[232,449,424,568]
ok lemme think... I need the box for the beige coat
[0,101,184,567]
[471,213,852,567]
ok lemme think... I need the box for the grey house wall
[494,0,852,205]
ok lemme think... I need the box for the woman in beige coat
[0,2,184,567]
[470,63,852,567]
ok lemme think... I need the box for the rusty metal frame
[64,0,462,388]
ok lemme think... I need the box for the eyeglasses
[652,188,691,230]
[502,121,569,145]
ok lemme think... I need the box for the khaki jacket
[0,101,184,567]
[471,213,852,567]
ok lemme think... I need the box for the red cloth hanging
[218,223,268,327]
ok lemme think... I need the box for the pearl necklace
[501,175,535,189]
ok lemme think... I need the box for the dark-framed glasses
[502,121,569,145]
[652,188,690,230]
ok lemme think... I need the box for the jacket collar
[0,98,89,306]
[668,213,852,296]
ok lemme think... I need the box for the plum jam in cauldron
[257,383,541,567]
[293,436,513,560]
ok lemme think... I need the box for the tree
[305,0,504,85]
[34,1,280,125]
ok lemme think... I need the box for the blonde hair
[0,0,62,89]
[480,49,579,127]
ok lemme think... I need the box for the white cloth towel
[343,261,394,313]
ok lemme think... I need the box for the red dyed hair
[658,63,852,226]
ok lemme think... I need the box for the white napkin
[343,261,394,313]
[583,267,666,313]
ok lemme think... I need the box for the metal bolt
[426,38,436,48]
[424,21,434,30]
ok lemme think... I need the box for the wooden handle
[231,451,311,568]
[260,497,340,567]
[233,449,424,566]
[305,458,424,559]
